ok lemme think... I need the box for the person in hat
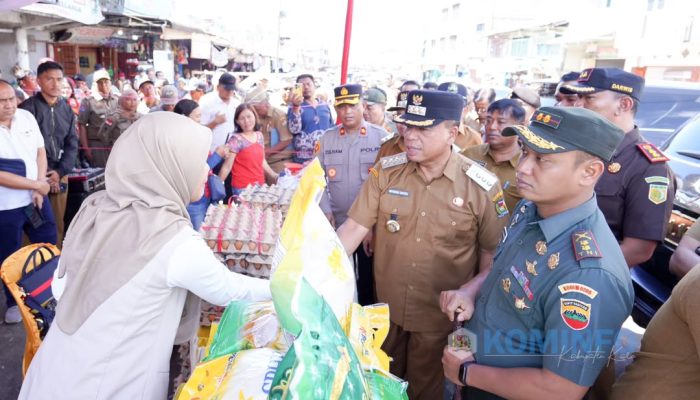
[183,79,207,103]
[337,90,508,399]
[287,73,334,164]
[73,73,90,99]
[461,99,525,212]
[315,84,384,306]
[438,82,483,151]
[17,71,39,98]
[96,89,140,161]
[362,87,398,137]
[562,67,675,268]
[510,86,541,122]
[137,80,159,114]
[554,71,580,106]
[441,106,633,400]
[375,90,410,161]
[245,86,294,173]
[77,69,118,167]
[150,85,179,112]
[199,72,241,150]
[85,63,104,88]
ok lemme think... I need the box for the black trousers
[354,246,376,306]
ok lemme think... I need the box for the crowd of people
[1,57,699,400]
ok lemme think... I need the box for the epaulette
[380,152,407,169]
[381,133,396,144]
[571,230,602,261]
[636,143,669,163]
[464,162,497,191]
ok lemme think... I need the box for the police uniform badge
[607,162,621,173]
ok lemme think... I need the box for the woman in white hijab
[19,112,271,400]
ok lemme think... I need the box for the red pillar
[340,0,354,85]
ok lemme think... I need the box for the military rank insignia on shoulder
[636,143,669,163]
[571,230,602,261]
[465,163,497,191]
[380,152,408,169]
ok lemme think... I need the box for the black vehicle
[630,115,700,327]
[636,81,700,146]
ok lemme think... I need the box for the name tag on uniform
[466,165,497,191]
[387,188,409,197]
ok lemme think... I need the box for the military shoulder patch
[380,152,408,169]
[648,183,668,205]
[571,230,602,261]
[492,190,509,218]
[560,298,591,330]
[466,163,498,191]
[636,143,669,163]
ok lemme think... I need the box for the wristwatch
[459,361,476,386]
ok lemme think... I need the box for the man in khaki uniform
[461,98,526,212]
[246,87,294,173]
[374,90,409,162]
[437,82,483,151]
[337,90,508,399]
[97,89,140,159]
[78,69,118,167]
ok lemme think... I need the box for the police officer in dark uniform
[561,68,675,267]
[440,107,634,399]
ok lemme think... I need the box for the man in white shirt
[199,72,240,150]
[0,80,56,324]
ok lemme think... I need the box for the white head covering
[56,112,211,334]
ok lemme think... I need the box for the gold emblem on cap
[400,92,407,100]
[502,278,511,293]
[535,241,547,255]
[608,162,621,173]
[536,113,544,121]
[340,87,349,96]
[514,126,565,151]
[412,94,423,106]
[526,260,538,276]
[548,252,560,270]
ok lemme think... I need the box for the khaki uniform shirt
[259,107,294,169]
[78,95,119,141]
[462,143,522,213]
[454,125,483,151]
[374,134,404,163]
[611,262,700,399]
[348,152,508,331]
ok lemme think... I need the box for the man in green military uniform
[362,87,398,138]
[78,69,118,167]
[441,106,634,400]
[96,89,140,161]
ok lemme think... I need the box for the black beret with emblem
[334,84,363,106]
[559,68,645,101]
[387,90,409,112]
[394,90,464,127]
[437,82,468,99]
[502,106,624,161]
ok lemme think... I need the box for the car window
[636,87,700,146]
[666,118,700,153]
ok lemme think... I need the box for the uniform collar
[613,126,640,157]
[486,144,521,168]
[531,194,599,242]
[406,151,460,182]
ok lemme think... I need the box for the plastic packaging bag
[269,279,369,400]
[270,159,356,336]
[177,348,284,400]
[204,301,289,362]
[344,303,391,372]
